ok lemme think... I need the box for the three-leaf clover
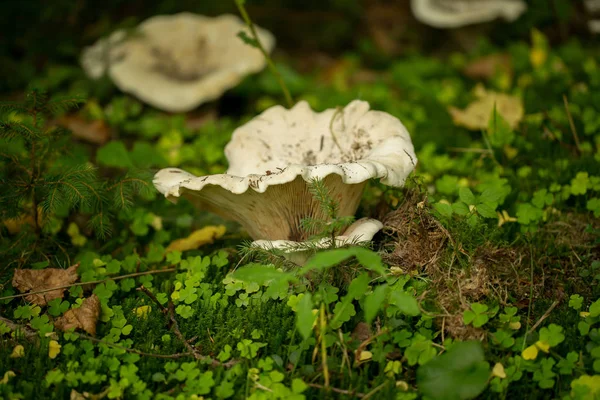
[463,303,490,327]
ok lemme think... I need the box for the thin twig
[136,286,238,368]
[235,0,293,108]
[362,381,389,400]
[447,147,493,154]
[0,268,176,302]
[0,316,39,341]
[522,240,536,351]
[75,333,194,359]
[319,304,330,388]
[562,94,581,154]
[527,300,560,335]
[308,383,365,398]
[328,107,346,155]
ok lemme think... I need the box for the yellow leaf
[134,305,152,319]
[48,340,61,359]
[0,370,16,384]
[492,363,507,379]
[151,216,163,231]
[165,225,226,253]
[530,29,549,69]
[396,381,409,391]
[522,344,538,360]
[509,321,521,330]
[530,48,547,68]
[10,345,24,358]
[311,309,319,328]
[503,145,518,159]
[358,350,373,362]
[498,210,517,228]
[67,222,87,247]
[580,311,591,318]
[535,341,550,353]
[448,85,524,131]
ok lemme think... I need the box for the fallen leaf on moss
[57,114,111,145]
[492,363,506,378]
[3,206,45,234]
[448,85,524,130]
[0,371,16,384]
[10,345,25,358]
[509,321,521,330]
[70,390,86,400]
[48,340,61,359]
[54,294,101,335]
[165,225,226,253]
[535,340,550,353]
[522,344,539,360]
[12,264,80,306]
[133,305,152,319]
[463,54,512,80]
[357,350,373,362]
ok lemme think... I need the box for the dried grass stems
[380,189,538,340]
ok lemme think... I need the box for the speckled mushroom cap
[154,100,416,241]
[411,0,527,28]
[81,13,274,112]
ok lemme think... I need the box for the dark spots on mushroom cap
[170,170,182,174]
[259,139,271,150]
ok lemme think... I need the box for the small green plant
[0,90,153,266]
[300,178,355,247]
[234,0,293,108]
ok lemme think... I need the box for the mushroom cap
[411,0,527,28]
[154,100,416,240]
[252,218,384,265]
[81,13,275,112]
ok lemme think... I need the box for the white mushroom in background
[154,100,417,250]
[585,0,600,33]
[411,0,527,28]
[81,13,275,112]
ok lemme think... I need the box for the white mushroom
[253,218,384,265]
[81,13,275,112]
[411,0,527,28]
[585,0,600,33]
[154,100,416,242]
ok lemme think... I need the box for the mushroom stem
[235,0,293,108]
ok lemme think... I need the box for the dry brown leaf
[54,294,101,335]
[3,206,45,234]
[57,115,111,145]
[351,322,372,342]
[12,264,80,306]
[448,85,524,130]
[365,3,413,56]
[185,109,217,130]
[463,54,512,80]
[165,225,226,253]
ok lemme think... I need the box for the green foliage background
[1,0,600,399]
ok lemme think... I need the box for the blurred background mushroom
[585,0,600,33]
[80,13,274,112]
[410,0,527,29]
[410,0,527,51]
